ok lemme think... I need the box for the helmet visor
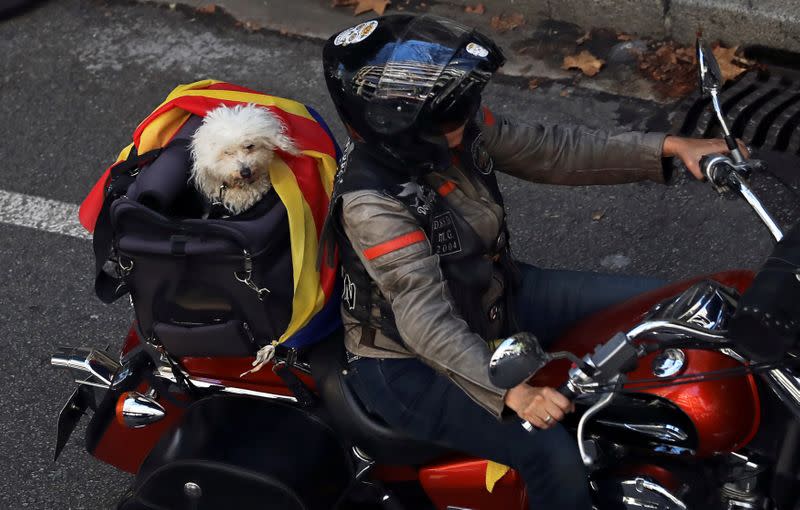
[363,16,501,135]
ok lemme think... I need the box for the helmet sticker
[334,20,379,47]
[466,42,489,58]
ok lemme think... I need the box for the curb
[138,0,799,105]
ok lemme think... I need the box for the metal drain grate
[673,70,800,155]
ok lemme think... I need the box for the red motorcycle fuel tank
[532,270,761,458]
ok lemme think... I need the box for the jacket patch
[431,211,462,256]
[396,181,437,216]
[342,270,357,311]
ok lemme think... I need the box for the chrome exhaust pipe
[117,392,166,428]
[51,347,121,386]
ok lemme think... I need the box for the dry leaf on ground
[637,41,697,98]
[575,31,591,45]
[528,78,540,90]
[490,13,524,33]
[591,210,605,221]
[617,33,633,41]
[713,45,754,83]
[353,0,390,15]
[465,3,485,14]
[196,4,216,14]
[560,89,571,97]
[562,50,605,77]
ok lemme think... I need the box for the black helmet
[323,14,505,174]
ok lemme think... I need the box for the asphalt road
[1,1,799,508]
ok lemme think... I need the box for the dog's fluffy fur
[190,104,297,216]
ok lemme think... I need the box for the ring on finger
[544,414,552,424]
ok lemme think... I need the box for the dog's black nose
[239,166,252,179]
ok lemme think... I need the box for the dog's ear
[267,128,300,156]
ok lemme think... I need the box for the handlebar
[520,320,732,433]
[700,153,784,242]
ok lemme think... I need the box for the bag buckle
[234,250,270,301]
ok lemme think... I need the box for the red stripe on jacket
[363,231,427,260]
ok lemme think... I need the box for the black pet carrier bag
[90,110,340,358]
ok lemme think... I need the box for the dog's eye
[245,144,255,150]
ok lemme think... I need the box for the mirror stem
[711,91,731,137]
[711,90,745,163]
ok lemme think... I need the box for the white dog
[190,103,298,216]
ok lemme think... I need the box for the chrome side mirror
[695,38,745,163]
[488,332,549,389]
[696,39,723,97]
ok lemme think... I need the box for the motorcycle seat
[310,332,453,465]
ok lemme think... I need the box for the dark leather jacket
[335,107,668,416]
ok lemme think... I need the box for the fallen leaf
[616,33,633,41]
[575,31,591,45]
[636,41,698,98]
[490,12,524,33]
[465,3,485,14]
[591,210,605,221]
[562,50,605,77]
[354,0,390,15]
[712,45,753,83]
[528,78,540,90]
[560,89,571,97]
[196,4,216,14]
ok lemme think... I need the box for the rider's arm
[480,108,670,185]
[341,190,508,417]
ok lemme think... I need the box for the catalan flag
[79,80,340,346]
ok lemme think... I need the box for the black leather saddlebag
[119,395,351,510]
[729,222,800,362]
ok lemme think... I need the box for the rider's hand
[504,384,574,430]
[662,135,750,180]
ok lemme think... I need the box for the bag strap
[93,139,190,303]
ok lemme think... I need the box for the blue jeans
[346,263,665,509]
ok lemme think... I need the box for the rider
[322,14,734,508]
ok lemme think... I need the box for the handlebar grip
[699,155,715,180]
[521,382,577,433]
[557,381,576,400]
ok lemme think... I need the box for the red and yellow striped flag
[79,80,340,344]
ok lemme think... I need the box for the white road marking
[0,190,91,240]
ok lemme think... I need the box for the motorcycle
[51,41,800,509]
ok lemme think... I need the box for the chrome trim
[578,390,616,466]
[652,349,687,378]
[620,477,688,509]
[119,392,166,428]
[183,482,202,500]
[51,347,121,386]
[594,420,689,443]
[352,446,376,481]
[703,154,735,184]
[154,366,298,403]
[720,348,747,364]
[73,379,112,390]
[765,368,800,410]
[648,281,738,332]
[627,320,728,343]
